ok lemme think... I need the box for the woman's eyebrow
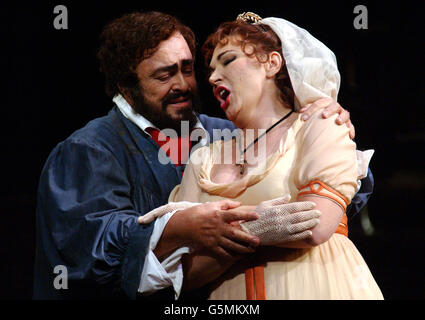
[216,50,235,62]
[209,50,235,72]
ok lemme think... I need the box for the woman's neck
[236,99,294,164]
[240,95,293,139]
[243,83,292,127]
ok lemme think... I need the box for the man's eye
[224,56,236,66]
[157,74,171,81]
[182,67,194,75]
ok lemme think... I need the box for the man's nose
[172,72,190,92]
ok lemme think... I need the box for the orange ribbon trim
[298,180,349,236]
[298,180,349,211]
[244,268,255,300]
[244,266,266,300]
[335,214,348,237]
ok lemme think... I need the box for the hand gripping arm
[240,196,321,245]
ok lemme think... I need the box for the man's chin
[165,108,197,132]
[166,104,194,120]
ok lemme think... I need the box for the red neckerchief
[146,128,192,167]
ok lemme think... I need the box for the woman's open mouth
[214,86,231,110]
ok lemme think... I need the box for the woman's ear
[265,51,283,78]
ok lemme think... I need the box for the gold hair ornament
[236,12,263,24]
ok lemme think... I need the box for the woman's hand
[226,196,321,246]
[299,98,355,139]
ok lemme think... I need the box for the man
[33,11,373,300]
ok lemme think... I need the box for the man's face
[132,32,198,132]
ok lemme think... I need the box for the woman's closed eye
[223,56,236,66]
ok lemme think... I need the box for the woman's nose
[208,69,221,87]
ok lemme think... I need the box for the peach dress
[169,111,383,300]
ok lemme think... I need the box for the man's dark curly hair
[97,11,196,98]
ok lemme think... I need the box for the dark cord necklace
[237,110,294,175]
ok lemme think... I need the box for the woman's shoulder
[298,109,351,140]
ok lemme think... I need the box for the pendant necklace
[237,110,294,175]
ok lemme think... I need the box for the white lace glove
[240,195,321,245]
[137,201,200,224]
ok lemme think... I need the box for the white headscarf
[259,17,340,109]
[260,17,373,188]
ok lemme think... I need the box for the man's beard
[130,85,200,134]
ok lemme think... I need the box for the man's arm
[35,139,154,299]
[346,168,374,220]
[181,250,241,292]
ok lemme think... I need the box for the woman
[168,13,383,300]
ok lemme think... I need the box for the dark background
[1,0,424,299]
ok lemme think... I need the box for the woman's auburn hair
[202,21,295,108]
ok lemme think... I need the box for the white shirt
[113,94,207,299]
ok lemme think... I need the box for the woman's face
[208,37,268,126]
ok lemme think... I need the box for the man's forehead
[146,32,192,66]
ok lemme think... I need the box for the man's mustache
[162,90,194,109]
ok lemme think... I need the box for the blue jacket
[33,107,373,299]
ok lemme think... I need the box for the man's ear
[117,84,134,106]
[265,51,283,78]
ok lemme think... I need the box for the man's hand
[154,199,260,261]
[299,98,355,139]
[239,195,321,246]
[137,201,199,224]
[186,200,260,258]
